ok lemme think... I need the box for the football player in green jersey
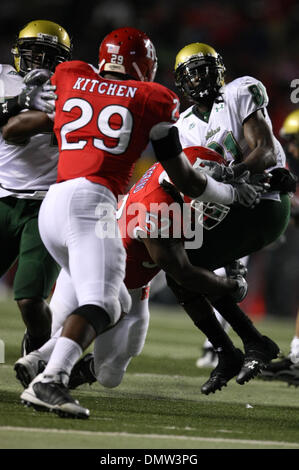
[0,20,71,354]
[171,42,293,387]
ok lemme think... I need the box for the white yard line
[0,426,298,448]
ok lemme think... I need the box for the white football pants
[38,177,129,325]
[49,268,150,388]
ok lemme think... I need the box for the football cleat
[236,336,280,385]
[68,353,97,390]
[14,351,46,388]
[275,364,299,387]
[195,347,218,368]
[258,356,293,381]
[21,373,90,419]
[201,348,244,395]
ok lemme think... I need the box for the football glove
[23,68,53,86]
[203,161,248,183]
[18,82,57,113]
[225,260,248,278]
[231,171,268,208]
[229,274,248,303]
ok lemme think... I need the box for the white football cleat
[14,351,46,388]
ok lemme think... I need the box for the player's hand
[23,68,53,86]
[231,171,267,208]
[18,83,57,113]
[202,161,235,182]
[229,274,248,303]
[225,260,248,278]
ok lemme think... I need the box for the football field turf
[1,298,299,450]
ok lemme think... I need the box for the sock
[183,295,236,355]
[38,337,59,363]
[213,296,263,346]
[37,327,62,362]
[42,337,82,381]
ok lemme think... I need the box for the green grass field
[0,297,299,450]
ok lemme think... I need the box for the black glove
[268,168,297,194]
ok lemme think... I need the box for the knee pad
[71,304,111,336]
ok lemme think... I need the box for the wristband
[196,174,235,204]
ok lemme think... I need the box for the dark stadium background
[0,0,299,319]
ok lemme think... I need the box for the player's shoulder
[225,75,266,94]
[140,81,178,101]
[54,60,96,75]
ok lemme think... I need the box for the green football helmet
[174,42,225,103]
[12,19,72,76]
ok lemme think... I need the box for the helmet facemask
[175,55,225,103]
[13,37,71,76]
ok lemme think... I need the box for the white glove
[18,82,57,113]
[232,171,266,208]
[202,161,235,182]
[23,68,53,86]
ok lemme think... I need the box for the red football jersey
[118,146,226,289]
[51,60,180,196]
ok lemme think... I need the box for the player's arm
[142,235,242,300]
[2,110,53,141]
[150,123,262,207]
[241,109,276,173]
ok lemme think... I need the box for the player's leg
[92,285,149,388]
[15,269,77,387]
[196,256,249,368]
[166,275,244,394]
[15,204,60,354]
[0,197,22,293]
[21,179,128,418]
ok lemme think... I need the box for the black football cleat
[236,336,280,385]
[201,348,244,395]
[21,373,90,419]
[275,365,299,387]
[68,353,97,390]
[258,357,293,381]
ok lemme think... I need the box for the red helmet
[183,146,230,230]
[98,27,158,82]
[183,145,225,166]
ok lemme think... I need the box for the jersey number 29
[60,98,133,154]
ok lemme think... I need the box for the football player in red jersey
[15,146,276,399]
[14,146,249,393]
[4,28,264,418]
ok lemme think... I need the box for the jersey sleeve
[148,85,180,126]
[236,76,269,123]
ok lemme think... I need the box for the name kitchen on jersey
[73,76,138,98]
